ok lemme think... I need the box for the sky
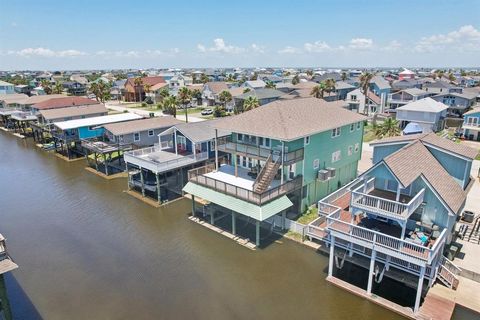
[0,0,479,70]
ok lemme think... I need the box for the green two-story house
[183,98,366,247]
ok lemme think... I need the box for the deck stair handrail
[252,152,272,191]
[253,151,281,193]
[326,212,447,264]
[437,256,461,289]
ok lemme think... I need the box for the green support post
[256,220,260,247]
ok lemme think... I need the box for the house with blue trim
[307,133,477,314]
[462,107,480,141]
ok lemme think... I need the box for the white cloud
[250,44,265,54]
[414,25,480,53]
[349,38,373,49]
[304,41,331,52]
[197,38,245,54]
[382,40,402,52]
[278,46,302,54]
[16,47,87,57]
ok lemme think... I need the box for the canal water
[0,131,410,319]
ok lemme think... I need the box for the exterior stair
[253,152,281,194]
[436,256,461,290]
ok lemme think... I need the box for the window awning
[183,182,293,221]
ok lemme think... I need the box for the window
[350,124,355,132]
[88,126,96,131]
[351,95,357,101]
[357,122,361,130]
[148,130,154,137]
[331,127,341,138]
[258,137,263,146]
[354,143,360,153]
[332,150,341,163]
[313,158,319,169]
[348,146,353,156]
[237,133,243,141]
[304,136,310,145]
[265,138,271,147]
[210,140,216,151]
[134,132,140,142]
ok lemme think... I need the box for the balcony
[124,145,209,173]
[51,130,80,143]
[350,178,425,221]
[188,163,302,206]
[216,135,304,165]
[81,138,133,154]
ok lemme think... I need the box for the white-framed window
[332,150,341,163]
[350,124,355,132]
[332,127,341,138]
[210,140,216,151]
[354,143,360,153]
[304,136,310,145]
[313,158,319,169]
[348,145,353,156]
[357,122,361,130]
[351,95,357,101]
[133,132,140,142]
[148,130,154,137]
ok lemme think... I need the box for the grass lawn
[476,153,480,160]
[285,230,303,242]
[296,206,318,225]
[363,124,377,142]
[88,151,123,162]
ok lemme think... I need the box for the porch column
[104,153,109,175]
[401,221,407,240]
[191,195,196,216]
[156,172,161,203]
[174,128,178,155]
[414,266,426,313]
[214,129,219,171]
[282,210,286,230]
[231,211,236,235]
[126,164,131,190]
[193,142,196,160]
[94,152,99,171]
[396,184,401,202]
[210,208,215,225]
[367,250,377,295]
[280,141,285,184]
[234,152,238,177]
[140,168,145,197]
[255,220,261,247]
[363,175,368,193]
[328,236,335,277]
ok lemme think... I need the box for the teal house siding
[301,122,364,209]
[78,126,105,139]
[426,147,471,188]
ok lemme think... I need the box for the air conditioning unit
[317,169,329,181]
[326,167,336,178]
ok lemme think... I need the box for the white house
[396,97,448,133]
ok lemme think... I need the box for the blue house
[462,107,480,141]
[307,132,477,314]
[52,113,142,159]
[0,80,15,95]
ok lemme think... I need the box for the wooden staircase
[253,152,281,194]
[436,256,461,290]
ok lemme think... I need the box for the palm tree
[374,118,401,138]
[160,96,178,118]
[243,96,260,112]
[40,79,52,94]
[310,83,326,99]
[226,74,236,82]
[53,82,63,94]
[133,77,143,102]
[200,74,209,84]
[291,75,300,85]
[191,89,202,106]
[178,87,192,123]
[306,70,313,77]
[218,90,232,110]
[243,88,251,94]
[436,70,444,81]
[447,72,456,83]
[265,81,276,89]
[324,78,336,96]
[250,72,258,81]
[144,83,152,101]
[341,72,348,81]
[359,72,374,115]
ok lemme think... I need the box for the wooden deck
[0,258,18,275]
[327,276,455,320]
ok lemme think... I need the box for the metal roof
[183,182,293,221]
[54,113,142,130]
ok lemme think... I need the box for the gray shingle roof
[396,97,448,113]
[173,120,230,143]
[383,141,466,214]
[214,97,366,141]
[40,104,107,120]
[103,116,182,136]
[235,88,285,100]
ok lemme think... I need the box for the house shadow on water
[4,273,43,320]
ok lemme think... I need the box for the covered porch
[183,182,293,247]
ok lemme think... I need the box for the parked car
[201,108,213,115]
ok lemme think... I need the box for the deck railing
[188,164,303,205]
[326,210,447,264]
[216,136,304,165]
[81,138,133,153]
[350,178,425,220]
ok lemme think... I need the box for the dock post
[156,173,161,203]
[94,152,99,171]
[414,266,426,313]
[140,168,145,197]
[231,211,236,235]
[104,153,109,175]
[282,210,286,230]
[255,220,260,247]
[367,250,377,295]
[0,275,12,320]
[191,196,195,216]
[328,236,335,277]
[210,209,215,225]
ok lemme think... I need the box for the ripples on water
[0,133,406,320]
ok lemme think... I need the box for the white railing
[306,215,328,240]
[327,214,447,264]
